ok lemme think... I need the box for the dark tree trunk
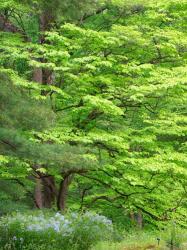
[33,10,56,209]
[33,68,43,83]
[57,175,73,211]
[42,176,57,208]
[34,174,57,209]
[137,210,143,229]
[34,177,43,209]
[129,210,143,229]
[39,11,54,43]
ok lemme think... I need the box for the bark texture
[34,178,43,209]
[57,175,73,211]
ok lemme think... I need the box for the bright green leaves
[0,155,9,164]
[0,156,30,179]
[83,95,123,116]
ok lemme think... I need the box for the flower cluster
[83,211,112,225]
[0,211,114,250]
[26,213,72,234]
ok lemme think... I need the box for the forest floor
[93,244,186,250]
[92,234,187,250]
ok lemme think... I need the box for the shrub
[0,211,113,250]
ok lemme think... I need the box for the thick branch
[79,7,108,24]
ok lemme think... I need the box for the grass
[91,230,187,250]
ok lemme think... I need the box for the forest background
[0,0,187,249]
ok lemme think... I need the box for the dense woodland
[0,0,187,249]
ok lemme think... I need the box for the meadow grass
[92,230,187,250]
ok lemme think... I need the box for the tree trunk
[130,210,143,228]
[33,10,56,209]
[33,68,43,83]
[130,211,136,225]
[57,175,73,211]
[34,177,43,208]
[137,210,143,229]
[0,5,57,210]
[42,176,57,208]
[34,174,57,209]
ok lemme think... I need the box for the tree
[0,0,104,209]
[35,0,186,224]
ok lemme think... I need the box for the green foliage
[0,72,54,131]
[0,180,31,215]
[0,0,187,230]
